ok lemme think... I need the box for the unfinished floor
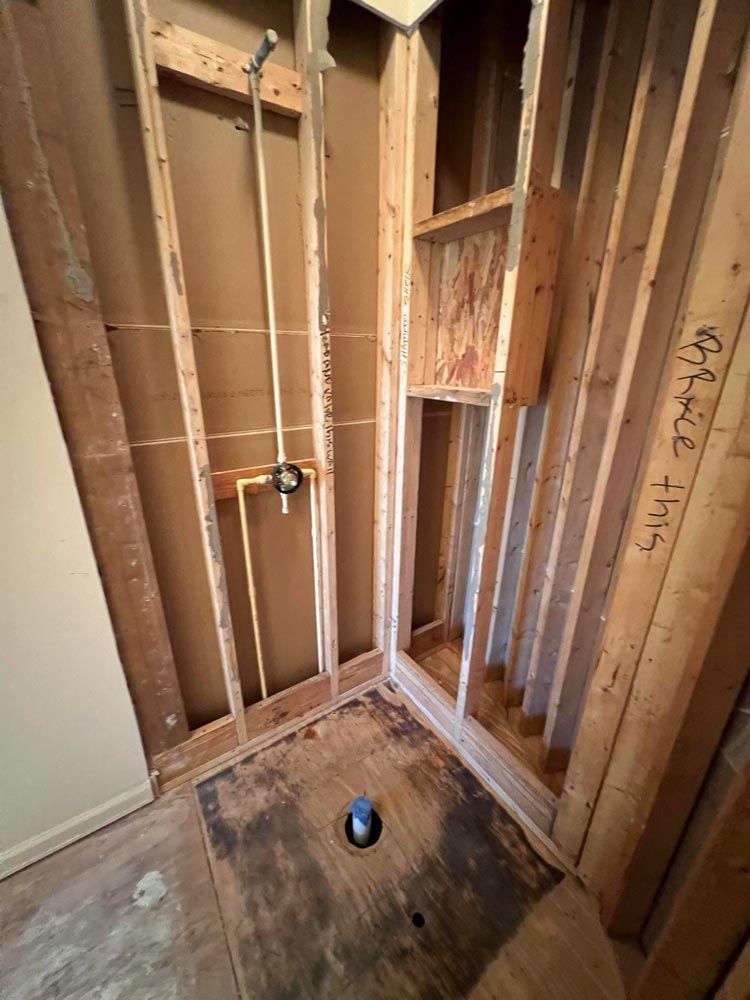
[0,687,625,1000]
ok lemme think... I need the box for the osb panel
[333,422,376,661]
[217,488,319,703]
[325,0,380,336]
[412,402,453,629]
[130,442,228,728]
[151,0,296,69]
[435,228,508,389]
[331,335,377,422]
[161,77,307,331]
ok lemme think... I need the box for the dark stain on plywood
[197,688,563,998]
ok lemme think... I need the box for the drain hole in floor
[412,912,425,928]
[343,809,382,849]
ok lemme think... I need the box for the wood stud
[8,6,750,970]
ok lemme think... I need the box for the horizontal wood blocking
[149,16,303,118]
[394,650,457,738]
[338,648,384,694]
[244,672,331,735]
[393,651,558,837]
[413,185,514,242]
[460,719,558,838]
[408,619,446,659]
[212,459,317,501]
[407,385,491,406]
[152,651,384,789]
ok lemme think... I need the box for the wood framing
[149,16,303,117]
[614,550,750,935]
[212,460,317,501]
[581,286,750,920]
[0,0,188,759]
[293,0,340,690]
[373,25,409,659]
[338,649,384,694]
[634,698,750,998]
[503,0,650,709]
[715,937,750,1000]
[412,185,513,243]
[434,405,468,631]
[526,0,699,748]
[407,385,491,406]
[540,0,746,771]
[11,0,750,935]
[396,397,424,651]
[392,651,558,836]
[455,0,572,727]
[448,405,485,642]
[153,653,385,790]
[123,0,247,742]
[388,20,441,665]
[554,0,750,861]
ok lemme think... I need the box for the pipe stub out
[247,28,278,73]
[344,795,382,849]
[272,462,304,495]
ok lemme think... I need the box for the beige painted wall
[0,204,152,880]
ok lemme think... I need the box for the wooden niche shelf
[408,186,515,393]
[412,184,514,243]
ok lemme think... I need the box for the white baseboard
[0,781,153,881]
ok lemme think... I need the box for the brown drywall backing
[193,329,312,436]
[107,328,184,444]
[412,401,453,629]
[433,0,530,212]
[331,335,377,422]
[325,0,380,337]
[44,0,168,326]
[109,328,315,443]
[333,421,377,661]
[217,488,319,703]
[325,0,381,658]
[206,426,314,471]
[160,77,307,331]
[432,0,480,214]
[130,441,228,728]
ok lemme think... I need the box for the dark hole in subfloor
[343,808,383,849]
[412,912,426,928]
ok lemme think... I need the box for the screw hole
[343,808,382,849]
[412,912,425,928]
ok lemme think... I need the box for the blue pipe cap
[351,795,373,824]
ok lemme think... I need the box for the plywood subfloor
[0,686,622,1000]
[0,789,237,999]
[417,640,566,795]
[197,686,623,999]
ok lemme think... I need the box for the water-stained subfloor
[0,684,625,1000]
